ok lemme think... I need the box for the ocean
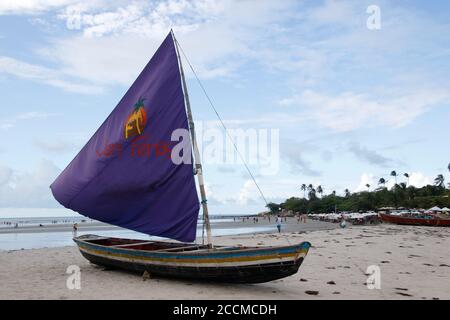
[0,215,274,250]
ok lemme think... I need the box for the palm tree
[434,174,445,188]
[307,184,316,200]
[344,188,350,197]
[300,184,307,198]
[403,173,410,186]
[390,171,398,185]
[365,184,370,191]
[406,185,417,200]
[378,177,386,188]
[317,185,323,198]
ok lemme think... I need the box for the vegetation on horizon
[266,172,450,215]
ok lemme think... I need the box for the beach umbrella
[441,207,450,212]
[427,206,442,212]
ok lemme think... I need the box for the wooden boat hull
[74,235,311,283]
[379,213,450,227]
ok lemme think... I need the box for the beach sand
[0,222,449,300]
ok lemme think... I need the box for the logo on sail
[124,98,147,139]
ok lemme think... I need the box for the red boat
[379,213,450,227]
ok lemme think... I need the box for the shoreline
[0,222,449,300]
[0,218,339,251]
[0,217,337,235]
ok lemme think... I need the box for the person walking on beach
[72,223,78,236]
[340,214,346,229]
[276,216,282,233]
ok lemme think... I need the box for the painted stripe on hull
[76,242,309,259]
[74,237,311,267]
[78,245,308,267]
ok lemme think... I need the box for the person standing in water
[276,216,282,233]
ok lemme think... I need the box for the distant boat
[50,30,311,283]
[379,213,450,227]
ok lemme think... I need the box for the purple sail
[50,32,200,242]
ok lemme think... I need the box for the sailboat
[50,31,311,283]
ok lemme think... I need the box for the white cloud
[0,111,61,131]
[348,141,393,168]
[0,166,13,186]
[33,0,296,84]
[0,159,61,207]
[39,35,159,86]
[281,141,321,177]
[237,180,259,205]
[304,0,361,29]
[407,172,432,189]
[33,139,76,153]
[0,122,14,130]
[16,111,61,120]
[280,89,449,132]
[0,56,104,93]
[354,173,375,192]
[236,178,310,205]
[355,171,433,192]
[0,0,78,15]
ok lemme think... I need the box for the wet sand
[0,222,449,300]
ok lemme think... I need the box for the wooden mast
[171,30,213,247]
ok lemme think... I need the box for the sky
[0,0,449,218]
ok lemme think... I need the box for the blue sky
[0,0,449,217]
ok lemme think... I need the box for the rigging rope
[174,37,269,207]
